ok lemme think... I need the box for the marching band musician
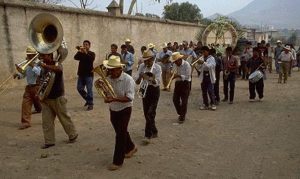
[39,53,78,149]
[74,40,95,111]
[121,44,134,76]
[222,47,239,104]
[247,47,265,102]
[171,52,191,124]
[136,50,162,144]
[102,55,137,171]
[125,38,135,54]
[157,43,172,91]
[199,46,217,111]
[14,46,42,130]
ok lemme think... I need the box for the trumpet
[75,46,84,50]
[166,67,177,89]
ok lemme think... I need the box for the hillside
[228,0,300,29]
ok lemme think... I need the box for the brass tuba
[28,13,67,100]
[93,65,116,98]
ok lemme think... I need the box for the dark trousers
[173,81,190,119]
[223,72,236,102]
[201,72,216,107]
[214,71,220,102]
[249,78,264,99]
[77,76,94,105]
[110,107,135,166]
[142,86,160,138]
[241,61,248,79]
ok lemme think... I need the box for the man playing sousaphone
[102,56,137,171]
[170,52,191,124]
[14,46,42,130]
[157,43,172,91]
[136,50,162,144]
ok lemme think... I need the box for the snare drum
[249,70,264,83]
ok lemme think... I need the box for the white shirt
[279,51,294,62]
[174,60,191,82]
[199,55,216,84]
[136,63,162,87]
[107,72,135,111]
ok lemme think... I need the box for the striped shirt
[174,60,191,82]
[136,63,162,87]
[107,72,135,111]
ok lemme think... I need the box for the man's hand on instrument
[173,74,181,79]
[13,73,20,79]
[104,96,115,103]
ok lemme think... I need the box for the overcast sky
[64,0,254,17]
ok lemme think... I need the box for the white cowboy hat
[125,38,131,43]
[161,43,168,49]
[142,50,155,61]
[276,40,282,43]
[26,46,37,54]
[148,43,155,49]
[171,52,184,62]
[284,45,291,51]
[103,55,125,69]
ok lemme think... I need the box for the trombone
[166,67,177,89]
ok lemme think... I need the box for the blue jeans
[77,76,94,105]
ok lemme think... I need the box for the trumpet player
[102,56,137,171]
[199,46,217,110]
[171,52,191,124]
[136,50,162,144]
[222,47,239,104]
[14,46,42,130]
[74,40,95,111]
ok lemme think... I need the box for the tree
[128,0,172,15]
[287,32,297,45]
[163,2,202,23]
[66,0,95,9]
[23,0,64,4]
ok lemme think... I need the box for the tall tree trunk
[128,0,136,15]
[119,0,124,14]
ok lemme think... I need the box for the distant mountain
[207,13,224,20]
[228,0,300,29]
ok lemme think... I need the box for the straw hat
[103,55,125,69]
[171,52,184,62]
[276,40,282,43]
[284,45,291,51]
[125,38,131,43]
[142,50,154,61]
[148,43,155,49]
[161,43,168,49]
[26,46,37,54]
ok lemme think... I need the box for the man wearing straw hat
[157,43,173,91]
[13,46,42,130]
[278,45,295,83]
[125,38,135,55]
[103,55,137,171]
[148,43,157,56]
[136,50,162,144]
[274,40,283,73]
[171,52,191,124]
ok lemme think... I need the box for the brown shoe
[41,144,55,149]
[125,147,138,158]
[18,124,31,130]
[69,134,78,143]
[107,164,122,171]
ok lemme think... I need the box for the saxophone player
[14,46,42,130]
[39,53,78,149]
[102,56,137,171]
[135,50,162,144]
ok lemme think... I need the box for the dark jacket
[74,51,95,77]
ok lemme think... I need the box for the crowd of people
[12,37,299,171]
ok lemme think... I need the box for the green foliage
[163,2,202,23]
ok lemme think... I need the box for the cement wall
[0,0,204,82]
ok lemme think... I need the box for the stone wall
[0,0,204,82]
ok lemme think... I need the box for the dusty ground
[0,69,299,179]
